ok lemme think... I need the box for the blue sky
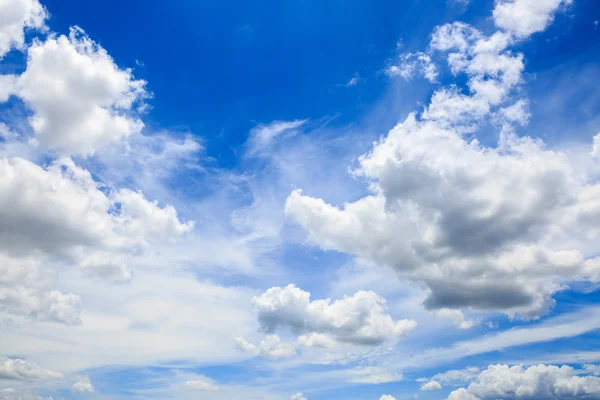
[1,0,600,399]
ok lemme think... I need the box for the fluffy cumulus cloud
[182,376,220,392]
[0,156,193,323]
[235,335,297,359]
[379,395,396,400]
[284,0,598,320]
[11,26,147,155]
[290,394,307,400]
[428,22,524,130]
[421,380,442,391]
[71,377,95,394]
[249,284,416,347]
[448,364,600,399]
[433,309,478,330]
[0,0,46,58]
[0,357,63,381]
[0,157,192,260]
[493,0,572,38]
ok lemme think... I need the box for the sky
[1,0,600,399]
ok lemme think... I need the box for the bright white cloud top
[284,0,596,322]
[0,0,46,58]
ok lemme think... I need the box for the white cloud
[380,395,396,400]
[71,377,95,394]
[0,0,47,58]
[284,7,600,319]
[183,376,219,391]
[591,132,600,157]
[79,252,133,283]
[247,119,307,155]
[429,24,524,128]
[497,99,530,127]
[251,284,416,346]
[386,52,438,83]
[433,309,477,330]
[297,333,335,349]
[493,0,572,38]
[2,271,259,373]
[421,380,442,390]
[448,364,600,399]
[0,155,193,324]
[290,394,307,400]
[0,156,192,261]
[235,335,297,359]
[0,75,16,102]
[583,364,600,376]
[0,357,63,381]
[345,74,360,87]
[430,22,482,53]
[14,26,147,155]
[0,254,81,325]
[284,117,593,318]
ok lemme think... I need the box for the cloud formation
[235,335,297,359]
[284,0,592,320]
[251,284,416,346]
[421,380,442,390]
[0,357,63,381]
[448,364,600,400]
[0,156,193,323]
[182,376,220,392]
[13,27,147,155]
[0,254,81,324]
[71,377,95,394]
[0,0,46,58]
[493,0,572,38]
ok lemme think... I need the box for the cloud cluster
[284,0,592,320]
[493,0,572,38]
[71,377,95,394]
[8,27,148,155]
[448,364,600,399]
[0,2,197,329]
[421,380,442,391]
[386,52,438,83]
[0,357,63,381]
[0,89,192,322]
[235,335,297,359]
[182,376,220,392]
[433,309,478,330]
[248,284,416,348]
[0,0,46,58]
